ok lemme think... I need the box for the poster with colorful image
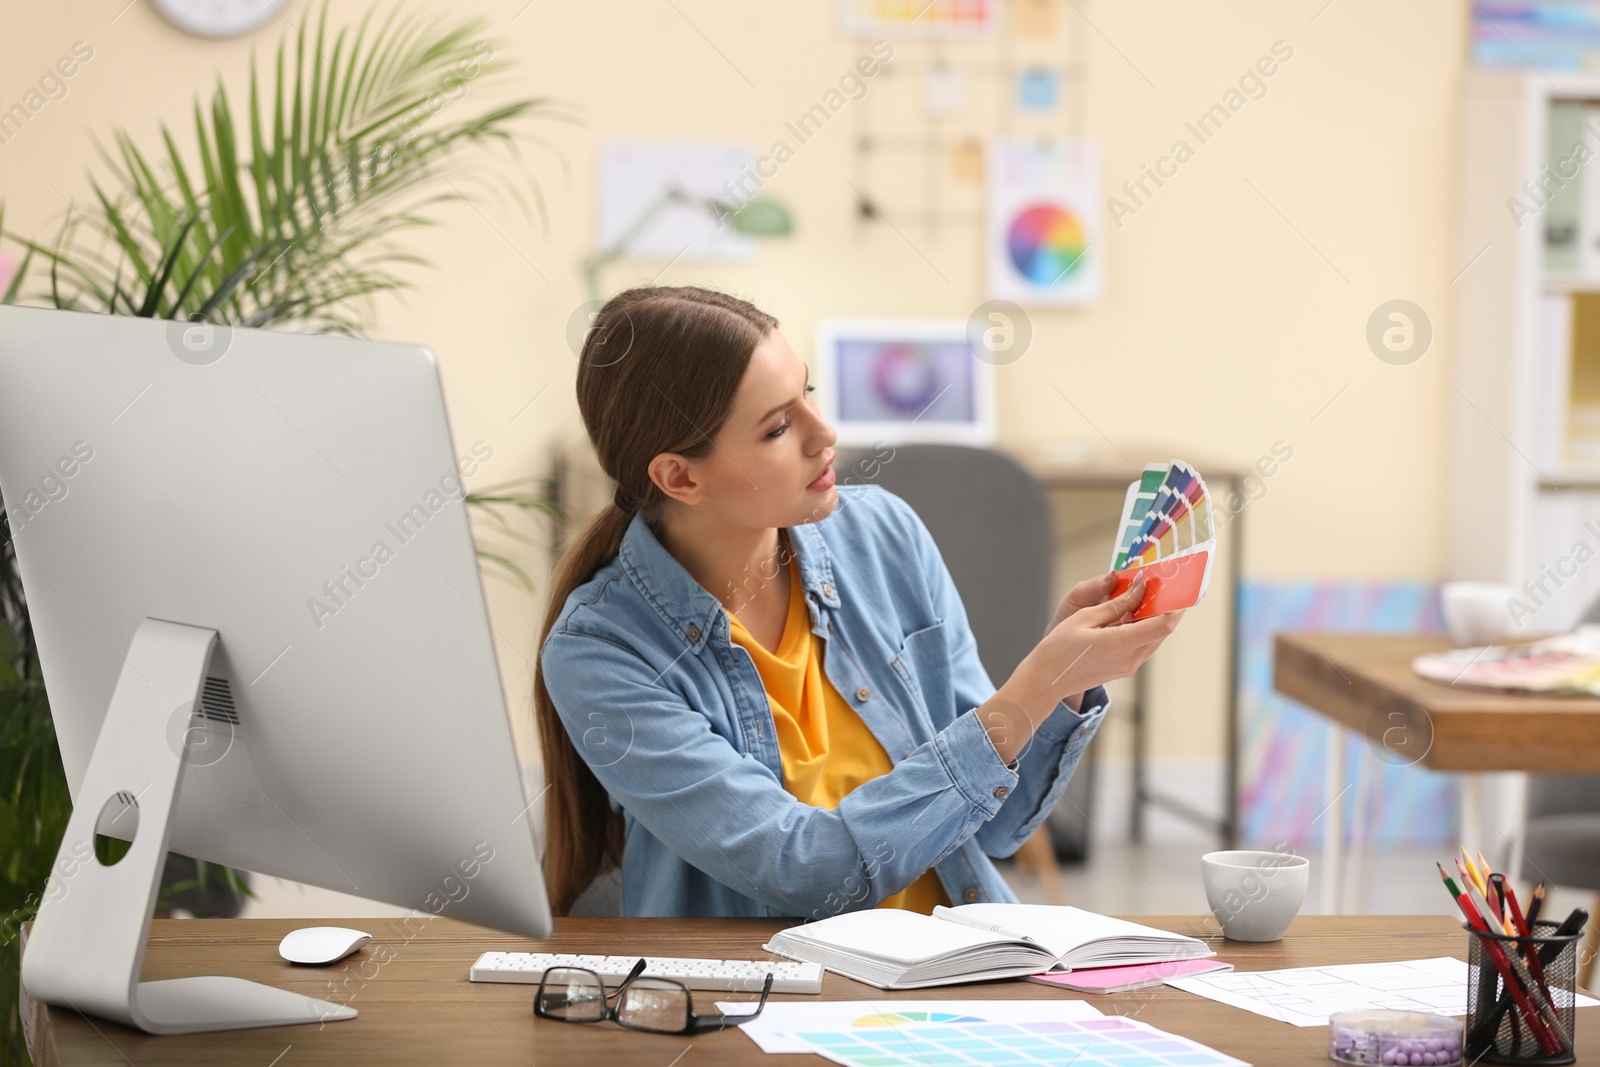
[987,138,1102,306]
[839,0,998,38]
[1473,3,1600,70]
[1236,581,1456,848]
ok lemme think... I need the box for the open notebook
[763,904,1213,990]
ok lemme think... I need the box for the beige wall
[0,1,1467,770]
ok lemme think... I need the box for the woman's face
[654,328,839,529]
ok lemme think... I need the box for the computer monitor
[0,306,551,1034]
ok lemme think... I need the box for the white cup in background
[1201,850,1309,942]
[1439,581,1515,647]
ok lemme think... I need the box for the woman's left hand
[1045,572,1120,713]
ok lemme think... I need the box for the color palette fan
[1108,459,1215,619]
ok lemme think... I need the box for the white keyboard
[468,952,824,994]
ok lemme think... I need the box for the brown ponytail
[533,285,778,915]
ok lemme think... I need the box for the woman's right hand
[1031,575,1182,700]
[982,577,1183,763]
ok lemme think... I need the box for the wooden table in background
[1273,632,1600,911]
[26,915,1598,1065]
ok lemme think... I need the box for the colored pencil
[1527,881,1548,927]
[1488,872,1515,935]
[1501,880,1552,991]
[1502,879,1530,937]
[1461,846,1487,894]
[1459,863,1499,933]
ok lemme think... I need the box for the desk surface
[1273,632,1600,772]
[26,914,1596,1066]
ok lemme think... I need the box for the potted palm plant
[0,5,563,1061]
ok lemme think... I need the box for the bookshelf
[1453,70,1600,635]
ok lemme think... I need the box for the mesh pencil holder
[1463,920,1581,1066]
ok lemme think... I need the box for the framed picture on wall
[987,138,1103,306]
[813,319,996,446]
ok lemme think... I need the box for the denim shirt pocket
[889,618,948,720]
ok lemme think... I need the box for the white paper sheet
[1168,956,1600,1027]
[596,140,757,262]
[714,997,1104,1054]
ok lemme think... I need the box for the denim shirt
[540,483,1109,918]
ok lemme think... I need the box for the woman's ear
[647,452,704,508]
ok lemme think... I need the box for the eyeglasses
[533,958,773,1035]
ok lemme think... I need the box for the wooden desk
[26,915,1596,1065]
[1273,632,1600,912]
[1273,632,1600,774]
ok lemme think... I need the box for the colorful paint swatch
[786,1016,1249,1067]
[1112,465,1169,571]
[1106,460,1215,620]
[840,0,997,37]
[853,1010,986,1026]
[1115,460,1211,571]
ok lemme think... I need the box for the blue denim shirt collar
[617,513,843,654]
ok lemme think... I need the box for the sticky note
[926,63,964,114]
[1018,67,1060,111]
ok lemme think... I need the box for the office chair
[1517,774,1600,988]
[839,443,1088,903]
[568,868,624,917]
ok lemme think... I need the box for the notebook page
[780,907,1010,965]
[939,903,1204,963]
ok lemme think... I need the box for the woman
[535,285,1183,919]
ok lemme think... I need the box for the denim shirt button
[855,686,871,702]
[686,623,701,643]
[993,786,1010,799]
[822,582,835,598]
[963,887,980,902]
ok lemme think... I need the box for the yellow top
[725,553,949,914]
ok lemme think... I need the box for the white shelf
[1542,276,1600,294]
[1536,469,1600,490]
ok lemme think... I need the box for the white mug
[1201,849,1309,942]
[1439,581,1515,647]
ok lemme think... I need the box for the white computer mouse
[278,926,372,965]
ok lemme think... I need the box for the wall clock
[150,0,286,38]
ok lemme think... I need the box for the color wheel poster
[987,138,1102,306]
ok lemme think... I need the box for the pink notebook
[1026,957,1232,994]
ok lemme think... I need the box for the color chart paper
[788,1015,1250,1067]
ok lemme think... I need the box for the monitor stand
[20,618,357,1034]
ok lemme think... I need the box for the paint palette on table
[1107,460,1215,620]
